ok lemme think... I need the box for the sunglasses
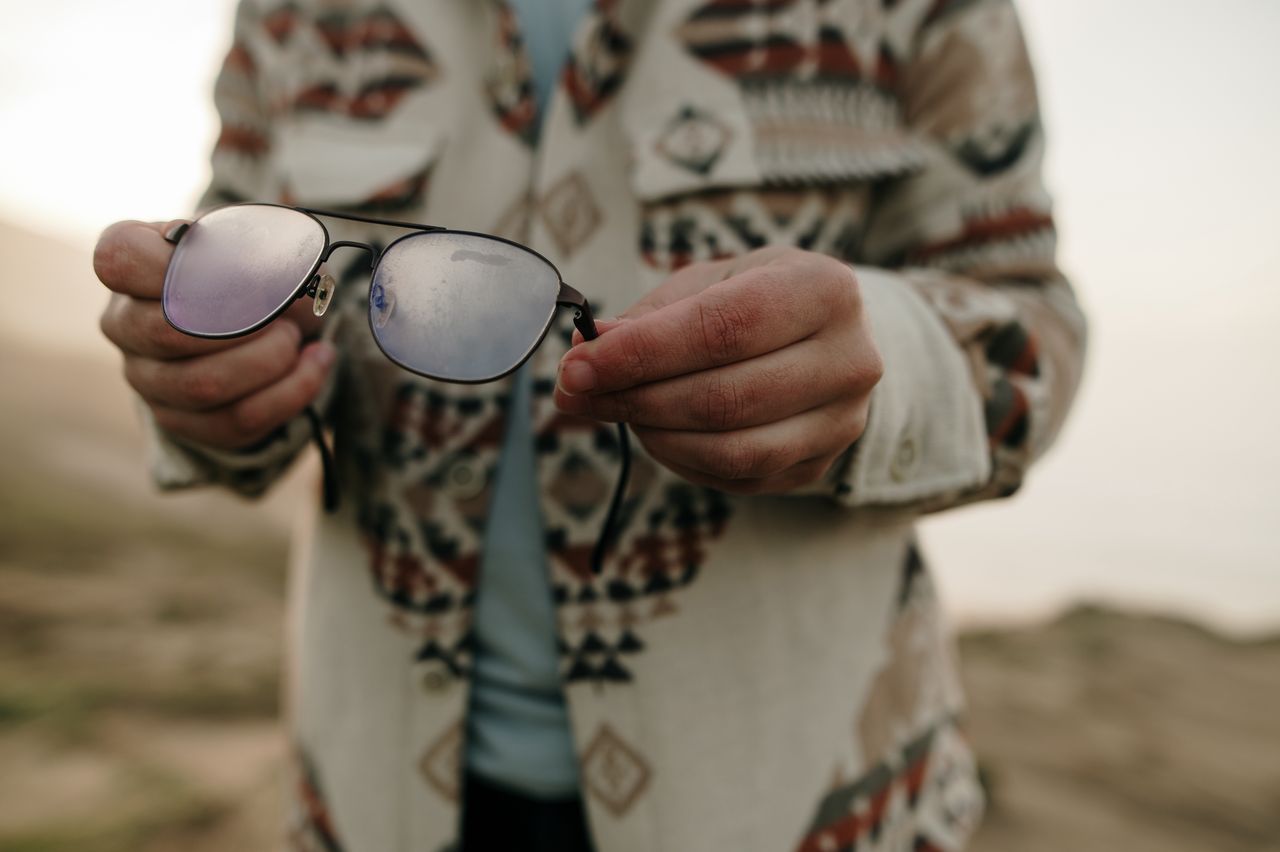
[162,202,629,574]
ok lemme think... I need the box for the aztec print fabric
[142,0,1087,848]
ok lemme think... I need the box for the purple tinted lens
[163,205,326,337]
[369,232,559,382]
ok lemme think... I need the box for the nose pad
[313,273,338,317]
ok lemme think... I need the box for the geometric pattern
[580,724,652,817]
[655,106,732,176]
[261,2,440,121]
[675,0,899,87]
[486,2,539,146]
[640,185,871,272]
[791,720,982,852]
[551,475,733,684]
[338,365,513,683]
[793,546,983,850]
[562,0,633,124]
[906,206,1054,269]
[526,320,733,684]
[419,720,465,803]
[539,172,604,259]
[288,749,347,852]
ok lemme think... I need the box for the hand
[94,219,335,450]
[554,247,883,495]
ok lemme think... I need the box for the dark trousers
[460,773,596,852]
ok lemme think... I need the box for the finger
[569,317,628,348]
[567,248,827,346]
[93,219,186,298]
[100,293,274,360]
[555,337,877,430]
[124,320,304,411]
[632,399,867,482]
[150,341,336,450]
[282,295,325,340]
[559,261,848,394]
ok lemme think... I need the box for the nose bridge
[322,240,380,268]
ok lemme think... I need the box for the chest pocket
[619,0,934,272]
[252,0,447,212]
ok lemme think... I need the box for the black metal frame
[164,202,630,574]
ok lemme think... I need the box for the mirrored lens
[369,232,560,382]
[163,204,326,337]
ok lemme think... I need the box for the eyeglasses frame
[163,202,630,574]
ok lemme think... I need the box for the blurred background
[1,1,1277,850]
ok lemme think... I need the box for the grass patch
[0,764,231,852]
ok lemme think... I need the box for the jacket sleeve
[832,0,1087,510]
[145,0,330,497]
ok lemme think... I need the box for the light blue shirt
[465,0,593,799]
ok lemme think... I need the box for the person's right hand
[94,219,336,451]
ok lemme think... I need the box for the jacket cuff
[838,267,990,506]
[141,401,314,497]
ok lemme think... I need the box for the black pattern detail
[555,483,731,684]
[953,121,1037,177]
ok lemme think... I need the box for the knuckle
[120,358,149,397]
[696,297,753,363]
[700,372,749,431]
[98,299,121,344]
[709,435,767,480]
[862,349,885,390]
[832,341,884,396]
[826,403,865,450]
[180,369,228,408]
[615,326,662,386]
[150,406,182,435]
[92,224,139,286]
[230,399,272,439]
[296,362,326,405]
[609,389,639,424]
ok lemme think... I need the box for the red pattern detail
[316,15,424,56]
[293,755,344,850]
[559,543,597,582]
[293,79,416,120]
[540,412,605,437]
[388,395,459,452]
[499,98,537,137]
[264,6,299,44]
[794,749,933,852]
[225,42,255,75]
[987,381,1028,449]
[911,208,1054,262]
[1010,335,1039,377]
[216,126,269,156]
[562,63,610,120]
[440,553,479,589]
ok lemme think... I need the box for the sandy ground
[2,328,1278,851]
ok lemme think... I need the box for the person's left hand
[554,247,884,495]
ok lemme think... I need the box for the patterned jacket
[149,0,1087,849]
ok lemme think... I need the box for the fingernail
[310,342,336,368]
[557,359,595,394]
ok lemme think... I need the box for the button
[441,457,486,501]
[421,668,452,694]
[889,435,918,483]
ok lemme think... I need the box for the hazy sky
[1,0,1277,630]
